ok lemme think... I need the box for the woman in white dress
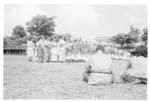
[44,36,51,62]
[27,37,35,61]
[58,38,66,62]
[50,39,59,62]
[36,36,45,63]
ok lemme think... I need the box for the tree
[51,34,61,42]
[26,15,55,37]
[111,26,141,49]
[15,36,29,44]
[63,34,73,42]
[141,28,148,45]
[12,25,26,40]
[111,33,127,48]
[135,45,147,57]
[128,26,140,43]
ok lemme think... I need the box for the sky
[4,4,147,41]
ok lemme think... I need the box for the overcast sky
[4,4,147,41]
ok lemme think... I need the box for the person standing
[44,36,51,62]
[32,38,37,62]
[27,36,35,61]
[58,37,66,62]
[36,36,45,63]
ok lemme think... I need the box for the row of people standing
[27,35,66,63]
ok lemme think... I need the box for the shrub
[135,45,147,57]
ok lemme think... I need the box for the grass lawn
[4,55,147,99]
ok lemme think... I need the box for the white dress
[44,40,50,47]
[44,40,51,56]
[27,41,35,58]
[50,42,59,61]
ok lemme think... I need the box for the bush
[135,45,147,57]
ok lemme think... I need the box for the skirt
[37,46,44,63]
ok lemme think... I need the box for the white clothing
[87,52,112,73]
[38,39,45,48]
[27,41,35,58]
[44,40,51,46]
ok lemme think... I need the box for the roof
[4,45,27,50]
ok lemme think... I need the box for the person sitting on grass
[83,47,113,85]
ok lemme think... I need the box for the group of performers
[27,35,131,63]
[26,35,66,63]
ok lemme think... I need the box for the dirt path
[4,55,147,99]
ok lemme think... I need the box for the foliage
[51,34,62,42]
[63,34,73,42]
[127,26,140,43]
[12,25,26,40]
[141,28,148,45]
[26,15,55,37]
[111,33,126,48]
[135,45,147,57]
[50,33,74,42]
[111,26,141,48]
[15,36,29,44]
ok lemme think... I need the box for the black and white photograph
[2,1,148,100]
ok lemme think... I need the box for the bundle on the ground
[124,56,147,84]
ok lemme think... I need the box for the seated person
[83,47,112,84]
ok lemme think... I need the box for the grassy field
[4,55,147,99]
